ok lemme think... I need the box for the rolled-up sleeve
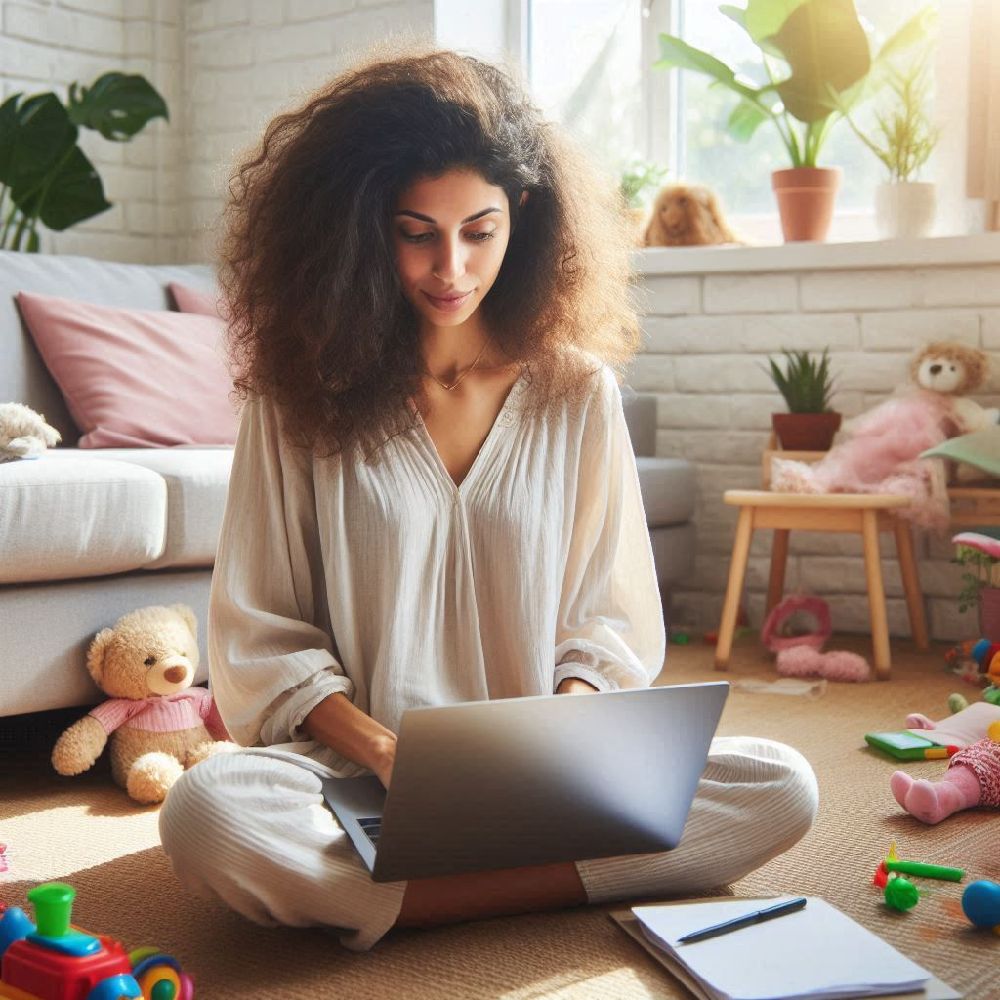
[209,396,354,746]
[553,367,666,692]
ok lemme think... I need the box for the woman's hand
[302,692,398,788]
[370,734,397,789]
[556,677,600,695]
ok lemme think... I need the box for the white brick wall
[0,0,435,263]
[0,0,183,262]
[638,253,1000,644]
[180,0,434,261]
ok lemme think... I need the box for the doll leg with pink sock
[890,737,1000,824]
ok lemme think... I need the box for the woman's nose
[433,236,466,282]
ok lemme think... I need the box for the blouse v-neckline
[411,371,527,495]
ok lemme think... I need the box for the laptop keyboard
[357,816,382,847]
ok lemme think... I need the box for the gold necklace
[425,340,489,391]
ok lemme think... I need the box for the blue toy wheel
[87,973,143,1000]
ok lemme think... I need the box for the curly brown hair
[220,43,641,456]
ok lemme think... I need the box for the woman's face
[393,168,513,333]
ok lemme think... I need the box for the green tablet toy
[864,731,959,760]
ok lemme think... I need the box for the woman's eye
[467,231,496,242]
[401,232,433,244]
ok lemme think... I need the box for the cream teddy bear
[0,402,61,462]
[52,604,237,804]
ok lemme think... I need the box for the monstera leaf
[67,72,168,141]
[655,0,931,168]
[0,71,167,251]
[763,0,870,122]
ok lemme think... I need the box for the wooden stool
[715,491,930,680]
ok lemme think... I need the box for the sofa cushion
[17,292,238,448]
[636,456,696,527]
[0,456,166,584]
[72,448,234,569]
[168,281,222,317]
[0,250,216,446]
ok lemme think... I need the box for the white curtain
[967,0,1000,229]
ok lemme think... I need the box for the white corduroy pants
[158,737,818,951]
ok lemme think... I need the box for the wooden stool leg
[894,519,929,651]
[861,510,891,679]
[716,506,754,670]
[766,529,790,615]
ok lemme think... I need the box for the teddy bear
[0,402,61,462]
[644,183,741,247]
[51,604,237,804]
[771,342,998,530]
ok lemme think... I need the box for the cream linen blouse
[208,364,666,774]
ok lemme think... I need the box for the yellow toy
[51,604,236,804]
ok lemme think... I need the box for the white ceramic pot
[874,181,936,239]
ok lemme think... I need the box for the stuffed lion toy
[644,183,740,247]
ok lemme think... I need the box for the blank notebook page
[633,896,931,1000]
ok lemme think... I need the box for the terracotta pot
[771,167,842,242]
[979,587,1000,643]
[771,411,842,451]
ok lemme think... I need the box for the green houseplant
[953,536,1000,647]
[653,0,935,242]
[0,72,168,252]
[766,348,841,450]
[844,50,940,239]
[619,160,669,245]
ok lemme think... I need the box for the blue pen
[678,897,808,944]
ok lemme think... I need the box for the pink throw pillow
[18,291,239,448]
[168,282,222,317]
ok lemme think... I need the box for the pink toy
[761,595,871,682]
[777,645,871,682]
[772,342,999,531]
[761,595,830,651]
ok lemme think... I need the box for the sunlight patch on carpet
[0,802,161,884]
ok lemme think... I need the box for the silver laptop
[321,681,728,882]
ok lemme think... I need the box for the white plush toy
[0,402,61,462]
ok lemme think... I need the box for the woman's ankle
[395,861,587,928]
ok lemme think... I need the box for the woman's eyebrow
[394,207,502,224]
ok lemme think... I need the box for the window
[525,0,944,243]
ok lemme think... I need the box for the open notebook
[612,896,959,1000]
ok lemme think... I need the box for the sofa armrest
[621,389,656,458]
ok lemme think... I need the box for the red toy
[0,882,192,1000]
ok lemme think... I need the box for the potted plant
[843,50,939,240]
[954,532,1000,643]
[767,348,840,450]
[653,0,935,242]
[0,72,168,251]
[619,160,669,245]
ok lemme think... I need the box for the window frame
[509,0,978,240]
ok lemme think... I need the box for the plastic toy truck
[0,881,193,1000]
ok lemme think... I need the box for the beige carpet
[2,636,997,999]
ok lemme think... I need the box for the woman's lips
[422,290,473,312]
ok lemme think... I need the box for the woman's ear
[519,190,529,208]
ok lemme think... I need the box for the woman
[159,45,818,951]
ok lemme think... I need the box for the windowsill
[635,233,1000,275]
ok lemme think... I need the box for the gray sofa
[0,250,695,719]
